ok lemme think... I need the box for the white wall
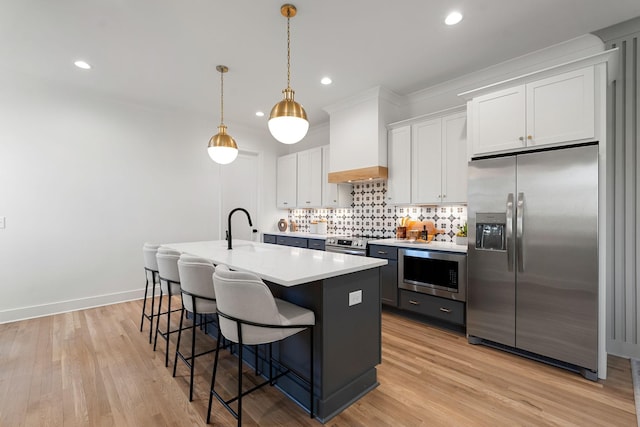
[0,72,280,323]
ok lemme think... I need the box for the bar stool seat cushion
[213,266,315,345]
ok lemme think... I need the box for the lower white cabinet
[388,110,468,205]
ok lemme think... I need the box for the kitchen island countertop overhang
[163,239,387,286]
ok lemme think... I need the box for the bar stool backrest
[213,265,285,345]
[143,243,161,272]
[177,255,216,314]
[156,247,181,294]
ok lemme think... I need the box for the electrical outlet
[348,290,362,306]
[0,216,5,229]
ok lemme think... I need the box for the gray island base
[163,240,384,422]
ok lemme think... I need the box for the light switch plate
[348,290,362,306]
[0,216,5,229]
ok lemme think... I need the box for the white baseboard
[0,286,160,324]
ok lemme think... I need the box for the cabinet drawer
[307,238,325,251]
[276,236,308,248]
[368,245,398,260]
[399,290,465,325]
[263,234,277,244]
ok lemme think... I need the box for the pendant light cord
[286,11,291,89]
[220,69,225,125]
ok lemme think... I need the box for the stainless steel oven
[398,249,467,301]
[325,236,372,256]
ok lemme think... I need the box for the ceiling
[2,0,640,133]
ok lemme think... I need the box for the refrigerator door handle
[506,193,514,272]
[517,192,525,272]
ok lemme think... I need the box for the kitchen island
[163,240,387,422]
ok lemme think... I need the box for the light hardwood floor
[0,298,636,426]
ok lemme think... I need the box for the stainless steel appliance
[398,249,467,301]
[325,236,372,256]
[467,143,598,380]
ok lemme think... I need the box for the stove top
[325,235,376,249]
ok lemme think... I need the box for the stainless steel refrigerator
[467,143,598,380]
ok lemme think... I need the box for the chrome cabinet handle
[377,251,387,255]
[409,300,420,305]
[439,307,452,313]
[517,192,525,272]
[506,193,514,272]
[519,136,524,141]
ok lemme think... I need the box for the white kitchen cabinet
[411,112,467,204]
[470,67,594,156]
[322,146,352,208]
[386,126,411,205]
[411,118,442,204]
[388,110,467,205]
[296,147,322,208]
[441,112,468,203]
[276,153,297,209]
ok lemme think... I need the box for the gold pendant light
[208,65,239,165]
[268,4,309,145]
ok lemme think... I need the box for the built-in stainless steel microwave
[398,249,467,301]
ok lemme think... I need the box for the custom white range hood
[323,86,403,183]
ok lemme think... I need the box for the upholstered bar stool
[141,243,161,343]
[208,265,315,426]
[174,254,220,402]
[154,247,183,367]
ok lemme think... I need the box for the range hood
[323,86,403,183]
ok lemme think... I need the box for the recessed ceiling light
[445,11,463,26]
[255,111,265,117]
[321,77,332,85]
[74,60,91,70]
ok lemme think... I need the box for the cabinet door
[471,85,525,156]
[442,112,468,204]
[526,67,594,148]
[297,147,322,208]
[387,126,411,205]
[411,118,442,204]
[322,146,352,208]
[277,153,297,209]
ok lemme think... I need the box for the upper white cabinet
[276,153,297,209]
[386,126,412,205]
[322,146,352,208]
[297,147,322,208]
[387,110,468,205]
[469,66,595,156]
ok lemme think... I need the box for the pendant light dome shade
[269,4,308,144]
[208,125,238,164]
[268,88,308,144]
[208,65,239,165]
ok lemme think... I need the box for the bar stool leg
[148,272,157,343]
[189,303,198,402]
[164,290,172,367]
[206,323,223,424]
[153,289,164,352]
[140,272,150,332]
[173,306,185,377]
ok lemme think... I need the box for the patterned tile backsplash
[286,180,467,242]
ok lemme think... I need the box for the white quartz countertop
[367,238,468,254]
[263,231,331,240]
[163,240,387,287]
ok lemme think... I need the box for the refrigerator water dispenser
[475,213,506,251]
